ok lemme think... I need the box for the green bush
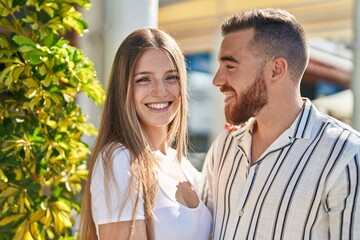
[0,0,105,239]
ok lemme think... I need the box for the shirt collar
[232,117,256,141]
[287,98,316,140]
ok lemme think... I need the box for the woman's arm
[98,220,147,240]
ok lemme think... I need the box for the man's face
[213,29,268,125]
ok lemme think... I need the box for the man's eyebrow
[220,56,238,63]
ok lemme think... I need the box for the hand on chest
[157,160,199,208]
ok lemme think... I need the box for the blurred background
[76,0,359,170]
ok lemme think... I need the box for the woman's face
[132,48,181,132]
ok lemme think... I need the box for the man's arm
[200,142,216,215]
[326,154,359,239]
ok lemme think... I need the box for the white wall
[77,0,159,147]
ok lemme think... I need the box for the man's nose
[212,69,225,87]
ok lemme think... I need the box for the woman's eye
[135,77,150,83]
[166,75,179,81]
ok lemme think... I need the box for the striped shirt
[201,98,360,240]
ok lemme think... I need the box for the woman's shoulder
[99,142,130,160]
[94,143,132,176]
[105,143,131,169]
[101,142,129,156]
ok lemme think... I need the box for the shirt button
[239,209,244,216]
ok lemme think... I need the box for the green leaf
[0,57,21,64]
[0,33,10,48]
[0,186,19,197]
[0,213,26,226]
[41,78,51,87]
[25,88,37,99]
[76,18,88,31]
[54,198,71,212]
[0,2,12,17]
[38,64,47,76]
[12,65,24,80]
[13,219,28,240]
[4,72,14,87]
[49,94,61,105]
[1,155,20,168]
[13,0,27,7]
[64,0,91,8]
[23,50,47,65]
[29,208,45,222]
[0,168,7,182]
[25,0,37,6]
[44,97,51,108]
[26,182,40,192]
[55,38,69,48]
[12,35,36,47]
[52,187,62,198]
[23,78,40,88]
[17,44,37,53]
[42,31,54,47]
[0,65,13,84]
[29,96,41,109]
[21,15,35,24]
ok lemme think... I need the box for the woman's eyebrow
[134,69,178,76]
[166,69,178,74]
[134,71,151,76]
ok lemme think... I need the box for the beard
[224,71,268,125]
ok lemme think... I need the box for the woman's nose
[152,80,167,97]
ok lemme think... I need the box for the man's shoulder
[213,129,238,145]
[320,113,360,139]
[315,113,360,156]
[208,129,244,159]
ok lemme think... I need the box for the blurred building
[74,0,356,168]
[157,0,354,166]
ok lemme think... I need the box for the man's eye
[226,65,235,70]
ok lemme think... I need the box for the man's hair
[221,8,309,81]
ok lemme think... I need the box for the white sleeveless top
[91,146,212,240]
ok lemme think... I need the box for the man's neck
[250,98,304,165]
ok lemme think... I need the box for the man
[201,8,360,240]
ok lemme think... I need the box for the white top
[91,146,212,240]
[201,98,360,240]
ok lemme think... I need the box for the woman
[78,28,212,240]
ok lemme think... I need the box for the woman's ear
[271,57,287,81]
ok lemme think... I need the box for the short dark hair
[221,8,309,81]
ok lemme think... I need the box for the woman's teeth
[147,102,170,109]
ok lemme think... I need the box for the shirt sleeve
[326,154,360,239]
[90,147,145,227]
[200,141,216,215]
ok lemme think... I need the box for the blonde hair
[78,28,188,240]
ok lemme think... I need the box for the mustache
[220,84,234,93]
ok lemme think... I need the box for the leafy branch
[0,0,104,239]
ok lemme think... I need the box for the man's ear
[271,57,287,82]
